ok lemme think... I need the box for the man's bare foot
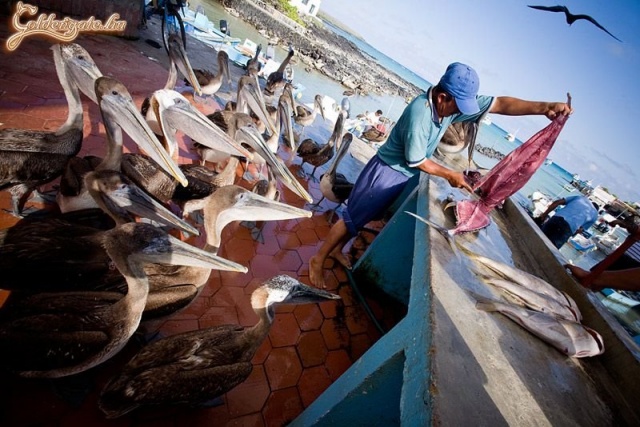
[329,249,352,270]
[309,255,326,288]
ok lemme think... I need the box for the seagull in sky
[528,5,622,42]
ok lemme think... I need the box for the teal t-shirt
[377,89,494,177]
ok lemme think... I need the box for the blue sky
[320,0,640,203]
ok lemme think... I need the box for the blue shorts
[343,155,410,236]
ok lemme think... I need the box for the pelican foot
[306,202,325,212]
[193,397,224,408]
[251,226,265,243]
[31,188,58,204]
[240,220,256,229]
[49,372,94,408]
[296,168,308,179]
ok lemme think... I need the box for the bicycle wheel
[161,8,186,54]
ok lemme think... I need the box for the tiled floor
[0,21,403,427]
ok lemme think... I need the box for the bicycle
[161,0,187,54]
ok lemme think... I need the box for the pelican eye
[78,55,84,60]
[112,90,118,96]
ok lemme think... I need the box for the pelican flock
[0,30,356,420]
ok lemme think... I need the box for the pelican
[264,46,295,96]
[98,275,340,418]
[0,170,200,293]
[315,132,354,214]
[121,89,251,203]
[236,125,313,203]
[0,222,246,379]
[142,34,202,135]
[0,43,101,216]
[187,50,230,96]
[296,109,346,180]
[57,77,191,213]
[133,185,311,319]
[193,74,277,165]
[285,84,325,137]
[265,93,295,153]
[245,43,263,76]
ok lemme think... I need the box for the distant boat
[545,158,553,166]
[481,115,492,126]
[505,128,519,142]
[182,5,241,48]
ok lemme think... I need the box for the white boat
[181,5,241,49]
[528,191,553,218]
[545,158,553,166]
[481,115,492,126]
[505,128,519,142]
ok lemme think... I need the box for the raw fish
[476,298,604,358]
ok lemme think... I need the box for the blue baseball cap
[438,62,480,115]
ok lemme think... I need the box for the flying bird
[528,5,621,42]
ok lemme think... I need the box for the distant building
[289,0,321,17]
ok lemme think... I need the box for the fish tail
[404,211,458,255]
[466,291,501,312]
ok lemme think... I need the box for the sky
[319,0,640,203]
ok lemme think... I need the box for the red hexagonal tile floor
[0,19,405,427]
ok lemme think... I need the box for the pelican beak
[153,89,251,158]
[283,280,341,304]
[316,95,326,120]
[239,76,277,135]
[236,126,313,203]
[204,186,311,248]
[99,88,189,187]
[56,43,104,104]
[223,56,232,85]
[169,36,202,96]
[279,96,295,150]
[95,173,200,236]
[135,226,247,272]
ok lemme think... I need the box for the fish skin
[482,276,579,322]
[476,298,604,358]
[457,242,582,322]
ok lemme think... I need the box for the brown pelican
[136,185,311,319]
[57,77,191,213]
[264,46,295,96]
[236,125,313,203]
[193,74,277,165]
[187,50,230,96]
[0,43,101,216]
[121,89,251,203]
[285,84,325,137]
[265,93,295,153]
[0,169,199,292]
[98,275,340,418]
[245,43,263,76]
[142,34,202,135]
[296,109,346,180]
[0,222,245,379]
[316,132,354,214]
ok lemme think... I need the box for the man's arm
[490,97,572,120]
[538,198,566,220]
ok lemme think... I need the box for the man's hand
[545,102,573,120]
[446,171,474,193]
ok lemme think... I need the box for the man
[309,62,572,287]
[537,195,599,249]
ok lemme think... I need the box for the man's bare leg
[329,247,352,270]
[310,219,350,287]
